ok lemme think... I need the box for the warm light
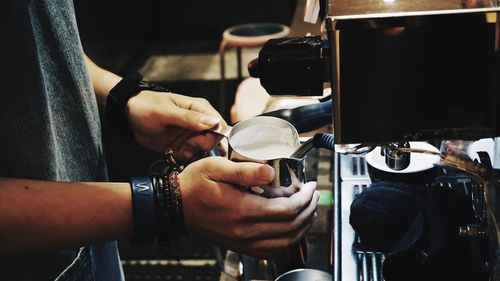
[383,0,395,3]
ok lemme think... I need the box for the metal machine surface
[325,2,500,281]
[326,0,500,19]
[325,0,500,144]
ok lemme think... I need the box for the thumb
[169,107,221,131]
[203,157,275,187]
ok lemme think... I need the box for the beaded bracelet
[149,148,187,246]
[168,170,188,239]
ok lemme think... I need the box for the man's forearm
[0,177,132,257]
[84,55,122,110]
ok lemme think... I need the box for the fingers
[227,186,319,258]
[187,133,221,152]
[241,187,320,239]
[227,216,316,259]
[130,91,228,158]
[202,157,275,187]
[265,183,301,198]
[136,91,223,131]
[246,181,318,221]
[199,157,317,220]
[168,107,221,131]
[167,94,226,131]
[182,158,320,259]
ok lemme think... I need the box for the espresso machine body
[323,1,500,281]
[249,0,500,280]
[326,2,500,144]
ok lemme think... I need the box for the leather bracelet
[106,72,169,137]
[130,177,156,246]
[155,175,173,246]
[149,148,187,247]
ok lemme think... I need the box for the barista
[0,1,319,280]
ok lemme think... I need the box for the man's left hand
[127,90,226,161]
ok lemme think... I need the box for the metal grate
[340,154,369,180]
[119,236,222,281]
[334,152,385,281]
[354,250,384,281]
[122,261,220,281]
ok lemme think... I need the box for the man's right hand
[178,157,319,259]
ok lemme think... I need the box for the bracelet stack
[130,148,188,247]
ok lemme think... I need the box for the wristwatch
[105,72,169,136]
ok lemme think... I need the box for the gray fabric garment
[0,0,106,181]
[0,0,123,280]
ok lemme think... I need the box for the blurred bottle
[440,140,474,160]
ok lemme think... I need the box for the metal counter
[326,0,500,21]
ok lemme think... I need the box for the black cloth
[349,181,427,252]
[382,188,489,281]
[350,182,489,281]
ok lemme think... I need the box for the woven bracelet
[168,170,188,239]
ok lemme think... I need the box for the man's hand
[178,157,319,258]
[127,91,227,161]
[84,56,227,161]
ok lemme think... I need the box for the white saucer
[365,142,441,173]
[467,138,494,163]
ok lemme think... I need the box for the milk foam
[230,123,299,160]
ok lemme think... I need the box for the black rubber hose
[260,98,332,134]
[312,133,335,151]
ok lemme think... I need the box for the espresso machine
[248,0,500,280]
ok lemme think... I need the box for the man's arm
[84,55,121,109]
[83,54,226,160]
[0,160,319,259]
[0,178,132,257]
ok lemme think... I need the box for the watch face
[137,81,169,93]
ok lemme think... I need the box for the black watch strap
[105,72,168,137]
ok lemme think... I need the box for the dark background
[74,0,297,74]
[74,0,299,182]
